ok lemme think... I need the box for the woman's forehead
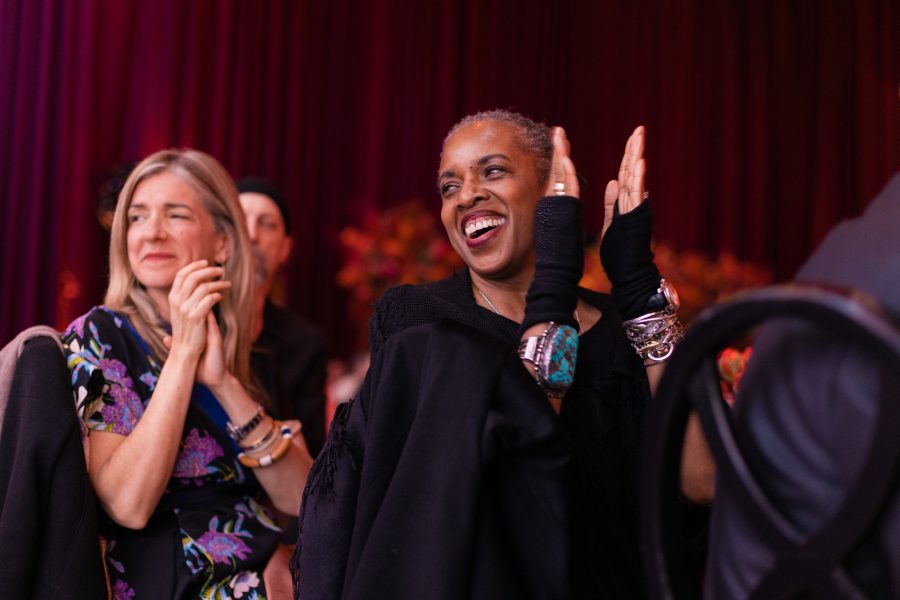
[441,121,526,167]
[129,171,206,212]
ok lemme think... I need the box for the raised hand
[521,126,584,335]
[544,127,580,199]
[197,311,229,387]
[167,260,231,358]
[602,125,647,239]
[598,125,661,321]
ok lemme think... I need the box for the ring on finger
[553,182,566,196]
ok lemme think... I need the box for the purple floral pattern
[139,370,157,391]
[112,579,135,600]
[174,428,225,480]
[197,526,252,565]
[66,312,89,339]
[101,380,145,434]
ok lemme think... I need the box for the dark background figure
[705,171,900,598]
[96,162,136,232]
[237,177,329,458]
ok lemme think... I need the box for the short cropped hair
[445,109,553,186]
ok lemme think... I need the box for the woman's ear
[214,231,232,265]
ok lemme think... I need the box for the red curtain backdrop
[1,0,898,351]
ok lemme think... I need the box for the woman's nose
[144,214,167,239]
[458,177,487,208]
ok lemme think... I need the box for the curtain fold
[1,0,898,351]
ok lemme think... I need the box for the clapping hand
[602,125,647,240]
[544,127,581,199]
[165,260,231,385]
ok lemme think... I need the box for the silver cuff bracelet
[621,310,684,365]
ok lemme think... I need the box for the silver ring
[642,191,649,200]
[553,182,566,196]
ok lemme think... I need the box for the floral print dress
[65,307,281,599]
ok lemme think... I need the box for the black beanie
[235,176,291,235]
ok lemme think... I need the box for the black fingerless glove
[599,200,661,320]
[520,196,583,335]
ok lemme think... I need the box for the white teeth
[465,216,507,239]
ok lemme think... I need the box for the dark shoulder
[263,301,326,347]
[373,275,464,312]
[369,273,470,354]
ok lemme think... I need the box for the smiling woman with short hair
[293,110,695,598]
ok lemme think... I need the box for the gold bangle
[239,417,276,451]
[237,424,293,468]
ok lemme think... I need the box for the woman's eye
[440,182,459,197]
[127,214,144,223]
[169,213,189,220]
[484,165,507,177]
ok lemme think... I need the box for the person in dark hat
[237,177,328,459]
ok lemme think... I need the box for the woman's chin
[467,257,525,283]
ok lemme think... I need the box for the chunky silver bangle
[622,310,684,365]
[518,322,580,398]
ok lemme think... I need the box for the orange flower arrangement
[717,347,753,406]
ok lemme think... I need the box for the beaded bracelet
[226,404,265,443]
[237,423,293,468]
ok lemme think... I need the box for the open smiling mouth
[464,216,507,240]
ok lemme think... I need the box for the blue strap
[192,383,240,454]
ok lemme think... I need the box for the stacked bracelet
[239,418,277,453]
[622,310,684,365]
[237,422,293,468]
[226,404,265,443]
[621,279,684,365]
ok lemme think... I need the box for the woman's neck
[147,288,171,323]
[470,270,531,323]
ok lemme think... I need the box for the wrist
[518,322,579,398]
[207,372,241,398]
[621,279,684,365]
[167,344,202,366]
[521,196,583,335]
[600,199,660,319]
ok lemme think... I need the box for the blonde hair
[105,149,262,402]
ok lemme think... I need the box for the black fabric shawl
[295,318,571,599]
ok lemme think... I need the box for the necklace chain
[476,286,502,315]
[475,284,584,335]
